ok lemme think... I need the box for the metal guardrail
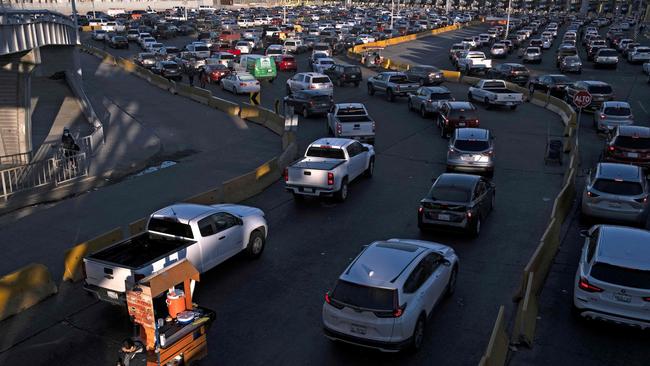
[0,150,32,167]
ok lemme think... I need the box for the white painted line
[638,100,648,114]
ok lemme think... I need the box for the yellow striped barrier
[0,263,58,322]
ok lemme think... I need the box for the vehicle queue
[83,4,649,360]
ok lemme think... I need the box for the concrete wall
[2,0,269,14]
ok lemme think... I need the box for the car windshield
[588,85,612,94]
[331,280,395,311]
[590,262,650,290]
[162,63,178,69]
[148,218,194,238]
[142,54,155,60]
[512,66,528,72]
[614,135,650,149]
[428,185,471,202]
[550,75,571,83]
[527,48,539,54]
[312,76,330,84]
[220,54,235,59]
[593,179,643,195]
[344,66,361,73]
[320,60,334,65]
[239,75,255,81]
[454,139,490,152]
[604,106,631,116]
[306,147,345,159]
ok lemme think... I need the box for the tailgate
[83,258,134,294]
[340,121,374,137]
[495,93,522,102]
[287,166,330,187]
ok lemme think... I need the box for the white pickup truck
[83,203,267,304]
[468,79,524,110]
[457,51,493,74]
[284,138,375,202]
[327,103,376,144]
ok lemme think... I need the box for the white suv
[286,72,333,96]
[322,239,459,352]
[573,225,650,329]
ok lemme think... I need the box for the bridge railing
[0,9,78,55]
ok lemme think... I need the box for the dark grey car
[418,173,495,237]
[405,65,445,86]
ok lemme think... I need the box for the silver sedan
[593,101,634,132]
[221,73,260,95]
[407,86,453,118]
[446,128,495,176]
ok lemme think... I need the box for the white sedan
[235,41,252,54]
[312,57,335,74]
[221,73,260,94]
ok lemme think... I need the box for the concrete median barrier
[184,187,223,205]
[478,305,509,366]
[148,74,172,91]
[208,96,240,116]
[187,87,212,105]
[128,217,147,236]
[442,70,461,82]
[62,227,123,282]
[0,263,58,322]
[513,274,539,347]
[239,103,262,121]
[117,57,137,73]
[222,157,280,203]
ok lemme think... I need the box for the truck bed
[88,233,194,269]
[482,88,518,94]
[291,159,345,171]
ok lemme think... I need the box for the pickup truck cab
[367,72,420,102]
[284,138,375,201]
[457,51,492,74]
[83,204,267,304]
[468,79,524,110]
[327,103,375,144]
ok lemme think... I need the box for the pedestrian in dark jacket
[198,67,207,88]
[187,66,195,87]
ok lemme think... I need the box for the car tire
[419,78,426,86]
[368,84,375,96]
[439,119,447,139]
[484,97,492,109]
[335,178,348,202]
[245,230,265,259]
[529,85,535,95]
[467,92,473,101]
[410,315,426,352]
[491,192,496,210]
[387,89,395,102]
[445,266,458,297]
[365,157,375,178]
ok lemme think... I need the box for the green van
[242,54,277,82]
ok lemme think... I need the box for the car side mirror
[579,229,591,238]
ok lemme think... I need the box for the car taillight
[325,291,344,309]
[374,303,407,318]
[418,206,423,214]
[578,277,603,293]
[643,297,650,302]
[607,146,616,152]
[634,196,648,203]
[449,147,456,153]
[466,210,473,218]
[327,172,334,185]
[336,123,342,135]
[240,83,246,86]
[586,190,600,198]
[372,121,376,132]
[283,167,288,182]
[309,84,316,89]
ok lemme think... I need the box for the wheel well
[253,226,265,238]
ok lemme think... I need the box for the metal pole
[505,0,512,38]
[391,0,394,30]
[92,0,96,19]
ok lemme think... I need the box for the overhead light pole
[505,0,512,38]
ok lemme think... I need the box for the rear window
[389,75,408,83]
[604,106,631,116]
[614,135,650,150]
[311,76,331,84]
[331,280,396,311]
[593,179,643,195]
[588,85,612,94]
[590,262,650,290]
[162,63,178,69]
[454,139,490,152]
[306,147,345,159]
[428,185,471,202]
[345,66,361,73]
[220,54,235,59]
[449,109,478,120]
[599,50,617,56]
[239,75,255,81]
[432,92,452,100]
[195,46,208,51]
[148,218,194,238]
[512,65,528,72]
[315,45,329,51]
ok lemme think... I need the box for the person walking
[198,66,207,88]
[187,65,195,87]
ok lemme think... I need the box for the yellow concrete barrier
[184,187,223,205]
[62,227,123,282]
[149,74,172,91]
[513,273,539,347]
[118,58,137,73]
[239,103,262,121]
[0,263,58,322]
[128,217,147,236]
[222,157,280,203]
[208,96,240,116]
[478,305,509,366]
[188,87,212,105]
[442,70,461,82]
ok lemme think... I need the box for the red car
[276,55,298,71]
[204,64,231,83]
[437,101,480,138]
[210,42,241,57]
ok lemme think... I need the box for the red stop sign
[573,91,592,108]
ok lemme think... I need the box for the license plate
[350,324,367,335]
[461,155,472,161]
[614,293,631,303]
[107,291,118,300]
[351,75,357,78]
[627,152,639,158]
[458,123,466,127]
[438,214,451,221]
[304,188,314,193]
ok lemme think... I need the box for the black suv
[323,64,362,87]
[283,90,334,118]
[485,63,530,86]
[108,36,129,49]
[405,65,445,86]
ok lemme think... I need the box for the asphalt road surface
[382,22,650,366]
[0,28,566,366]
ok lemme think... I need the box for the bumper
[83,283,126,305]
[339,134,375,144]
[574,299,650,330]
[603,155,650,167]
[286,185,335,197]
[581,201,646,223]
[562,65,582,71]
[323,326,410,352]
[447,160,494,173]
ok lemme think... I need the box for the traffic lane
[380,24,491,68]
[511,208,650,366]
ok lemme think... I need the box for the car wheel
[245,230,265,258]
[387,89,394,102]
[471,216,481,237]
[368,84,375,96]
[529,85,535,95]
[484,97,491,109]
[365,157,375,178]
[420,106,427,118]
[335,178,348,202]
[410,315,426,352]
[302,107,309,118]
[445,266,458,297]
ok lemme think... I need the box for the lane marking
[638,100,648,114]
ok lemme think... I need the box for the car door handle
[218,236,226,240]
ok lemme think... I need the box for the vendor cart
[360,47,385,68]
[125,260,215,366]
